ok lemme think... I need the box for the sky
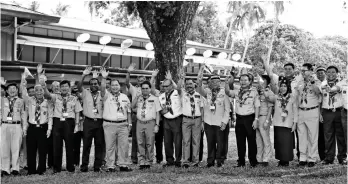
[4,0,348,38]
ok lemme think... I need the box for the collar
[111,92,120,96]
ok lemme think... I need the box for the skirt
[274,126,294,162]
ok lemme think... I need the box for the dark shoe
[106,168,116,172]
[182,164,189,168]
[234,163,245,168]
[163,163,174,168]
[298,161,307,167]
[206,163,214,168]
[47,166,53,169]
[37,171,45,175]
[11,170,19,176]
[1,171,10,177]
[261,162,269,167]
[80,167,88,172]
[217,163,223,167]
[94,168,101,172]
[120,167,132,172]
[132,160,138,164]
[307,162,315,167]
[250,162,259,168]
[322,160,333,165]
[23,166,28,170]
[192,163,199,167]
[277,161,289,167]
[53,169,61,174]
[139,165,150,170]
[175,163,181,168]
[339,160,347,165]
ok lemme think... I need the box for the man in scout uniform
[77,66,105,172]
[132,80,161,169]
[1,83,26,176]
[197,66,230,168]
[337,75,348,164]
[316,66,326,161]
[22,84,53,175]
[100,68,133,172]
[295,63,321,167]
[41,79,82,173]
[159,72,183,168]
[320,65,346,165]
[225,72,260,168]
[177,71,204,168]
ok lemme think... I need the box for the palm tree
[52,2,70,16]
[224,1,243,49]
[28,1,40,11]
[84,1,110,21]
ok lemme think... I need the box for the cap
[209,75,220,80]
[6,83,18,89]
[315,66,326,72]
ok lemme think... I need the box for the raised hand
[165,71,172,80]
[179,68,186,79]
[152,69,159,77]
[92,70,99,78]
[127,63,136,73]
[37,64,43,74]
[100,67,109,78]
[1,77,6,85]
[83,66,92,75]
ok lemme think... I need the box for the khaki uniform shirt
[135,94,161,121]
[203,88,230,126]
[25,97,53,130]
[259,89,274,116]
[159,90,183,119]
[82,89,103,119]
[51,94,83,119]
[231,87,261,116]
[337,79,348,110]
[103,91,131,121]
[295,80,321,108]
[181,90,204,117]
[320,79,343,109]
[1,97,26,124]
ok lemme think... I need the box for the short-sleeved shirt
[129,84,142,102]
[135,94,161,121]
[232,87,261,116]
[202,88,230,126]
[337,79,348,109]
[159,90,182,119]
[26,97,53,129]
[271,73,302,95]
[296,80,321,108]
[82,89,103,119]
[320,79,343,109]
[181,90,204,117]
[103,91,131,121]
[1,97,26,123]
[51,94,83,119]
[259,89,274,116]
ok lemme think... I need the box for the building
[1,2,251,86]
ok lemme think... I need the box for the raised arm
[196,65,207,98]
[39,79,53,100]
[225,75,236,98]
[78,66,92,92]
[126,63,136,90]
[177,68,185,96]
[150,69,159,96]
[165,70,177,90]
[100,67,109,98]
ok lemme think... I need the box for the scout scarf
[187,91,196,116]
[238,87,251,107]
[300,82,308,105]
[111,92,123,113]
[278,93,290,122]
[210,88,220,112]
[165,90,175,115]
[7,97,17,118]
[91,91,99,114]
[35,98,44,125]
[60,94,69,113]
[327,79,339,107]
[141,95,149,118]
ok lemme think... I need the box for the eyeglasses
[162,84,171,88]
[141,88,150,90]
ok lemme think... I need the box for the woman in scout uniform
[268,77,298,167]
[255,75,274,167]
[337,75,348,164]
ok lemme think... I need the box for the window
[76,51,87,65]
[63,49,74,64]
[122,56,131,68]
[34,46,47,63]
[49,48,62,64]
[34,28,47,36]
[111,55,121,68]
[62,32,75,40]
[48,30,62,38]
[88,52,98,65]
[100,53,110,67]
[21,45,34,61]
[19,26,34,34]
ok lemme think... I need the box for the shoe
[163,163,174,168]
[94,168,101,172]
[106,168,116,172]
[206,163,214,168]
[37,171,45,175]
[132,161,138,164]
[262,162,269,167]
[182,164,189,168]
[339,160,347,165]
[298,161,307,167]
[175,163,181,168]
[120,167,132,172]
[277,161,289,167]
[217,162,223,167]
[80,167,88,172]
[307,162,315,167]
[192,163,199,167]
[322,160,333,165]
[23,166,28,170]
[1,171,10,177]
[47,166,53,169]
[250,162,259,168]
[11,170,19,176]
[234,163,245,168]
[139,165,150,170]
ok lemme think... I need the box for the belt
[259,114,268,117]
[104,119,127,124]
[29,123,48,128]
[299,106,319,111]
[85,116,103,122]
[138,120,155,124]
[323,107,343,112]
[183,115,201,119]
[2,121,21,124]
[236,113,255,117]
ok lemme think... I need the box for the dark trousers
[155,119,164,163]
[222,123,230,161]
[52,118,75,172]
[73,131,83,166]
[204,123,224,165]
[189,130,204,162]
[47,133,53,167]
[26,124,48,174]
[81,118,104,170]
[318,122,326,161]
[323,109,347,162]
[235,114,257,165]
[131,113,138,163]
[163,115,183,164]
[295,130,300,160]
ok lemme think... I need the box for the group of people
[0,61,347,177]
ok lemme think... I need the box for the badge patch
[194,95,200,98]
[148,100,154,102]
[343,91,346,94]
[43,111,47,115]
[122,100,128,102]
[324,93,328,97]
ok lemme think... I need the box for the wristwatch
[255,118,259,121]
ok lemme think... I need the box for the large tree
[51,2,70,16]
[125,1,200,84]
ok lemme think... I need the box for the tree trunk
[241,36,250,63]
[265,20,278,67]
[224,17,234,49]
[136,2,200,87]
[228,36,235,60]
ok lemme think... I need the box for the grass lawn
[1,128,347,184]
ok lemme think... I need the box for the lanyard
[35,98,44,123]
[61,95,68,113]
[7,97,17,118]
[238,88,251,107]
[91,91,99,109]
[188,92,196,116]
[112,92,123,112]
[165,90,174,114]
[141,96,148,118]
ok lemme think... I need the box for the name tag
[7,117,12,121]
[194,95,200,98]
[148,100,154,102]
[210,105,216,110]
[33,120,37,124]
[122,100,128,102]
[63,113,68,117]
[60,118,66,121]
[92,109,98,113]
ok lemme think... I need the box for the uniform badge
[148,100,154,102]
[43,111,47,115]
[324,93,327,97]
[343,90,347,94]
[194,95,200,98]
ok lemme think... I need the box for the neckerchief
[141,95,149,118]
[111,92,123,113]
[165,90,175,114]
[91,91,99,114]
[258,86,270,102]
[61,94,68,113]
[238,87,251,107]
[35,98,44,125]
[300,82,308,104]
[187,91,196,116]
[278,93,290,122]
[211,88,220,111]
[327,79,339,106]
[7,97,17,118]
